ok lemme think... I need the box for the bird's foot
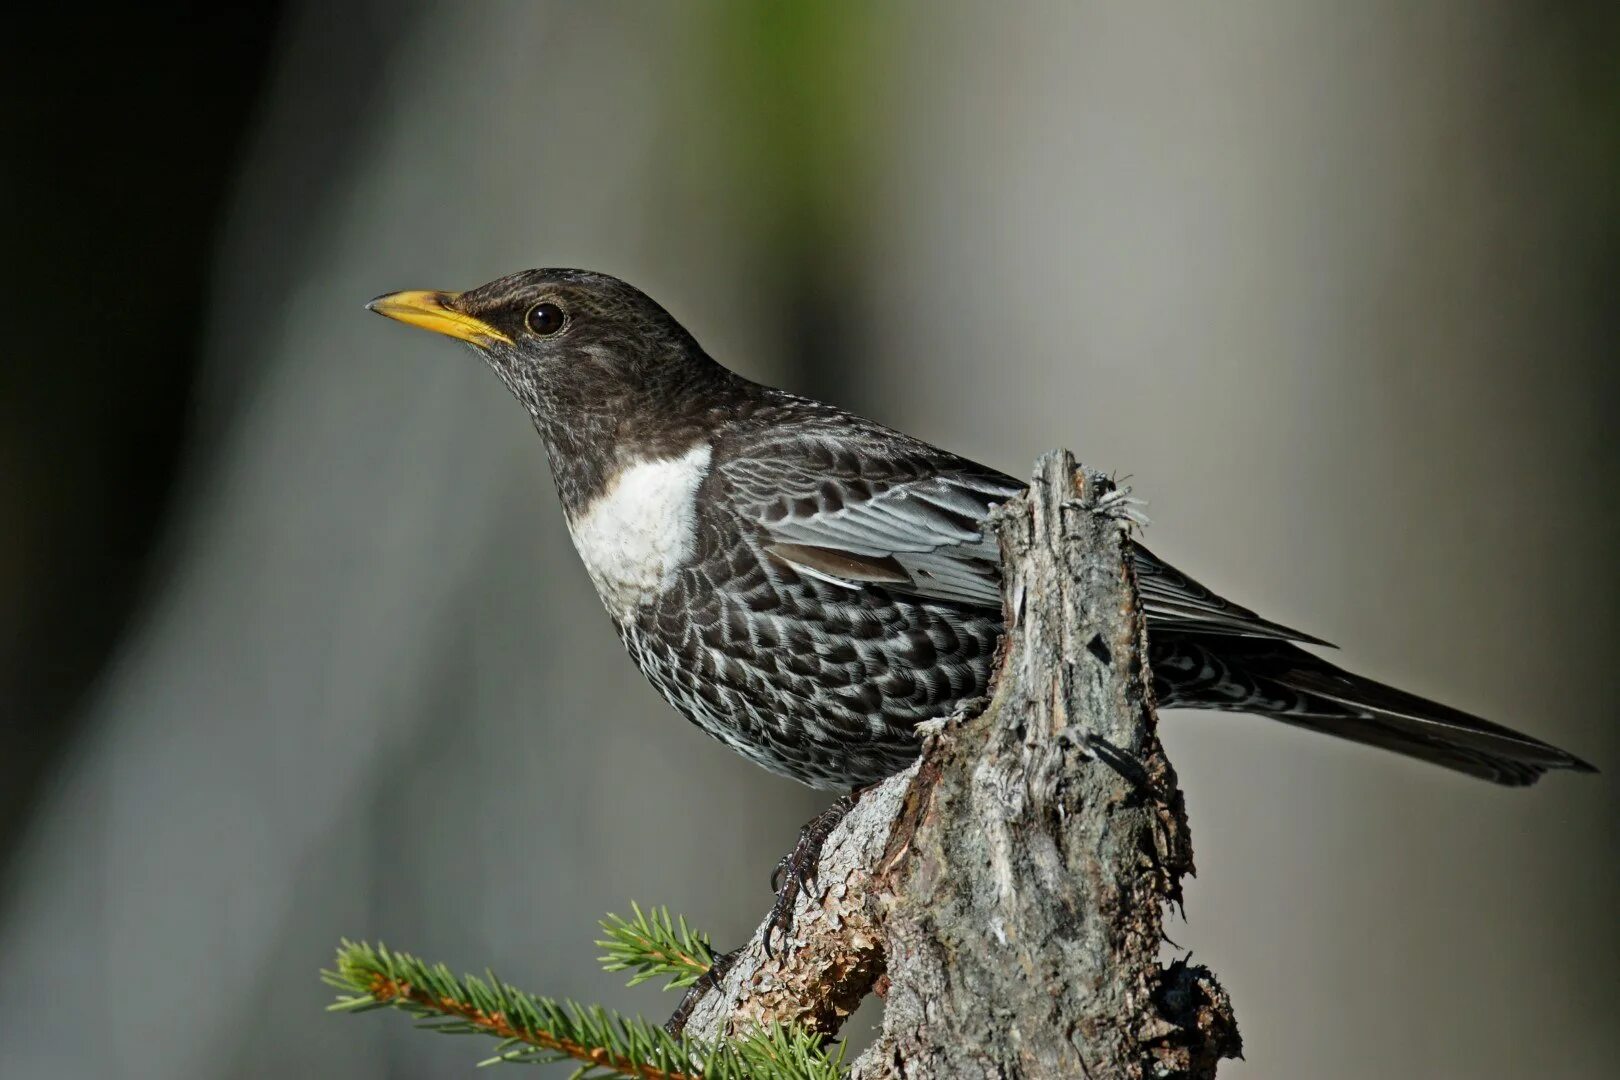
[761,793,857,957]
[664,945,740,1036]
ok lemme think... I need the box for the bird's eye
[526,301,566,336]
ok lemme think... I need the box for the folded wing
[719,422,1324,644]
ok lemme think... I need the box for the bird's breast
[563,443,712,620]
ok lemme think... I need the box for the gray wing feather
[720,427,1327,641]
[1133,546,1333,646]
[765,475,1014,608]
[719,433,1018,608]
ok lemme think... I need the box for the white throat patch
[565,444,712,619]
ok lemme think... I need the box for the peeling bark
[680,770,908,1042]
[678,452,1241,1078]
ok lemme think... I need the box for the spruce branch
[324,937,841,1080]
[597,904,715,990]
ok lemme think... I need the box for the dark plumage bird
[368,269,1594,790]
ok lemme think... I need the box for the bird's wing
[1132,545,1333,646]
[716,426,1023,609]
[716,409,1328,642]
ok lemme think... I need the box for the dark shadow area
[0,5,285,865]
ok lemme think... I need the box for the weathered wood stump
[681,451,1241,1079]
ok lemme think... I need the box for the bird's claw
[760,794,856,957]
[664,946,740,1036]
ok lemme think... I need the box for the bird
[366,269,1596,796]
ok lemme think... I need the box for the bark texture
[679,452,1241,1078]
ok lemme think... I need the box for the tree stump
[680,451,1241,1079]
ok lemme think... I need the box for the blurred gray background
[2,2,1615,1077]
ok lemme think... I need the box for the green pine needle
[324,934,843,1079]
[597,903,716,991]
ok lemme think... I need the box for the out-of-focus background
[2,3,1616,1077]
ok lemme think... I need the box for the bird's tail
[1150,635,1597,786]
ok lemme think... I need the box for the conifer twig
[598,904,715,990]
[324,938,841,1079]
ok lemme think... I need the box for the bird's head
[367,268,721,414]
[367,268,738,505]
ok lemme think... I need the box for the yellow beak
[365,290,513,346]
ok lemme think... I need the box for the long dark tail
[1150,634,1597,786]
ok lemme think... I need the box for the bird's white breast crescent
[565,444,711,619]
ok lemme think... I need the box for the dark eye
[526,301,566,336]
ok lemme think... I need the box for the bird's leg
[664,945,740,1036]
[761,791,859,956]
